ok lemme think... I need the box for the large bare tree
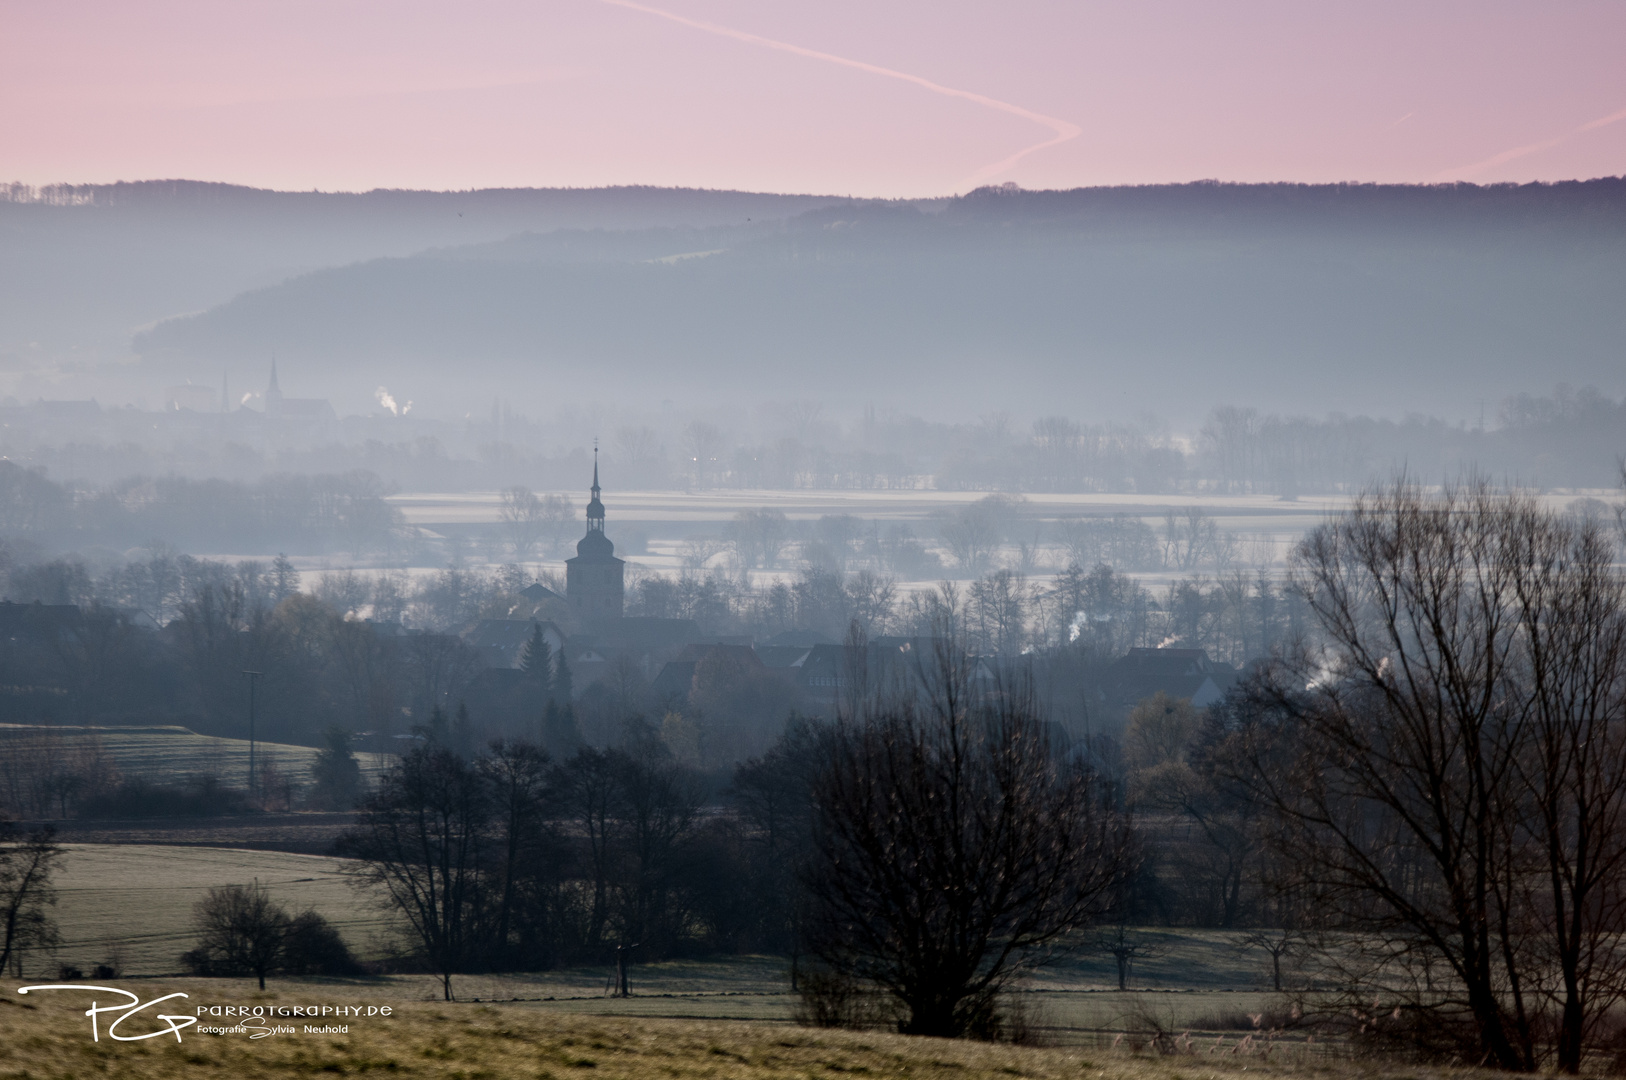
[804,633,1127,1038]
[1233,480,1626,1071]
[184,882,290,990]
[498,486,546,561]
[0,821,63,977]
[339,745,489,1000]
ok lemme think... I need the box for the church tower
[265,359,284,417]
[565,450,625,624]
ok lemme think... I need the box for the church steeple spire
[585,444,605,533]
[265,357,284,416]
[567,441,623,622]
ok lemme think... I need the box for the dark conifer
[553,653,574,702]
[519,623,553,694]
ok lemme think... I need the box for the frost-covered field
[42,844,391,978]
[41,840,1282,1007]
[0,725,393,792]
[299,488,1356,586]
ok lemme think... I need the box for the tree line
[1112,479,1626,1071]
[0,462,403,554]
[330,629,1131,1043]
[335,730,761,1000]
[0,537,1305,786]
[321,469,1626,1071]
[5,387,1625,499]
[6,480,1626,1067]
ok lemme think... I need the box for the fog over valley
[6,178,1626,425]
[11,0,1626,1054]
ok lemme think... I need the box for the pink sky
[3,0,1624,196]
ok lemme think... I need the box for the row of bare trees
[327,477,1626,1063]
[329,625,1133,1033]
[496,486,576,561]
[1221,480,1626,1071]
[787,479,1626,1062]
[336,730,747,1000]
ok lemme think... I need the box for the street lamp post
[243,670,263,798]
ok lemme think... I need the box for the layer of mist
[4,178,1624,427]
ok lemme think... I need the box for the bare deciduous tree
[498,487,574,560]
[938,497,1008,576]
[967,570,1030,655]
[338,745,488,1000]
[479,740,551,961]
[1234,479,1626,1072]
[1161,506,1237,571]
[805,633,1128,1038]
[185,882,290,990]
[728,508,790,570]
[683,422,725,489]
[1093,922,1161,991]
[615,425,662,478]
[678,535,725,570]
[498,486,546,561]
[0,821,63,978]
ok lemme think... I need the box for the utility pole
[243,670,263,799]
[615,942,639,998]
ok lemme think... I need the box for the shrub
[78,775,249,818]
[280,910,360,976]
[792,969,895,1031]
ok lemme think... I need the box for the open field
[350,488,1613,589]
[40,813,362,857]
[382,488,1348,583]
[388,488,1356,532]
[0,725,394,793]
[44,845,1292,1024]
[44,845,395,979]
[15,846,1523,1074]
[0,982,1496,1080]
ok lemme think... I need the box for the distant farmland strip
[0,723,395,793]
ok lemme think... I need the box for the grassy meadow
[0,983,1479,1080]
[45,844,395,978]
[11,844,1480,1078]
[44,845,1283,998]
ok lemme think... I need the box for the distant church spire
[265,358,283,416]
[567,443,623,623]
[586,443,605,533]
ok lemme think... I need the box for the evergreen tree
[308,727,363,809]
[553,653,574,703]
[452,701,474,759]
[542,698,582,754]
[415,704,450,745]
[519,623,553,693]
[269,554,301,602]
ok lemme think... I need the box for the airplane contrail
[597,0,1080,190]
[1434,104,1626,181]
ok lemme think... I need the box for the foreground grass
[0,984,1503,1080]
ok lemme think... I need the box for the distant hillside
[0,180,841,370]
[132,178,1626,424]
